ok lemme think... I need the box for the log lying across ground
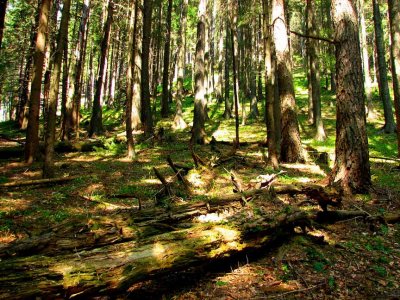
[0,183,397,298]
[0,176,80,188]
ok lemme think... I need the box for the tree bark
[173,0,189,130]
[306,0,326,141]
[25,0,53,164]
[89,1,113,137]
[161,0,173,118]
[192,0,208,144]
[329,0,371,194]
[373,0,395,133]
[272,0,304,163]
[140,0,154,137]
[388,0,400,157]
[126,0,139,160]
[230,0,240,146]
[0,0,7,50]
[43,0,71,178]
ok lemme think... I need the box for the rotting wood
[166,156,192,193]
[0,176,80,188]
[153,167,173,198]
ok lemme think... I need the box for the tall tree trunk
[43,0,71,178]
[126,0,138,160]
[140,0,154,137]
[373,0,395,133]
[388,0,400,157]
[71,0,90,137]
[25,0,53,163]
[306,0,326,141]
[0,0,6,50]
[173,0,188,130]
[223,20,232,119]
[359,0,373,116]
[329,0,371,194]
[192,0,208,144]
[272,0,304,163]
[230,0,240,146]
[89,1,113,137]
[161,0,173,118]
[263,0,279,169]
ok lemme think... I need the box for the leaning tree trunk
[388,0,400,157]
[306,0,326,141]
[173,0,189,130]
[373,0,395,133]
[161,0,173,118]
[329,0,371,194]
[140,0,154,137]
[272,0,304,163]
[192,0,208,144]
[0,0,7,50]
[43,0,71,178]
[89,1,113,137]
[25,0,53,164]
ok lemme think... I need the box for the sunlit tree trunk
[140,0,154,137]
[161,0,173,118]
[359,0,373,116]
[126,0,139,160]
[43,0,71,178]
[192,0,208,144]
[388,0,400,157]
[373,0,395,133]
[263,0,279,169]
[173,0,189,130]
[329,0,371,193]
[25,0,52,163]
[89,1,113,137]
[306,0,326,141]
[230,0,240,145]
[223,21,232,119]
[272,0,304,163]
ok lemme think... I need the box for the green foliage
[215,280,229,287]
[371,265,387,277]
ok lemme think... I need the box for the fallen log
[0,176,80,188]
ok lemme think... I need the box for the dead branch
[0,176,81,188]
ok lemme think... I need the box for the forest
[0,0,400,298]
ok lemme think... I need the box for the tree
[173,0,189,130]
[43,0,71,178]
[329,0,371,193]
[0,0,7,50]
[306,0,326,141]
[388,0,400,157]
[89,1,114,137]
[230,0,240,146]
[161,0,173,118]
[140,0,154,137]
[272,0,304,163]
[192,0,208,144]
[263,0,279,169]
[373,0,395,133]
[25,0,52,163]
[126,0,139,160]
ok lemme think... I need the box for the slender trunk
[272,0,304,163]
[126,1,138,160]
[161,0,173,117]
[263,0,279,169]
[330,0,371,194]
[0,0,7,50]
[306,0,326,141]
[43,0,71,178]
[230,0,240,146]
[173,0,188,130]
[192,0,208,144]
[72,0,90,136]
[140,0,154,137]
[25,0,52,163]
[89,1,113,137]
[223,21,232,119]
[373,0,395,133]
[388,0,400,157]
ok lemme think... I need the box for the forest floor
[1,74,400,299]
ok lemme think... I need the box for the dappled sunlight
[280,163,327,177]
